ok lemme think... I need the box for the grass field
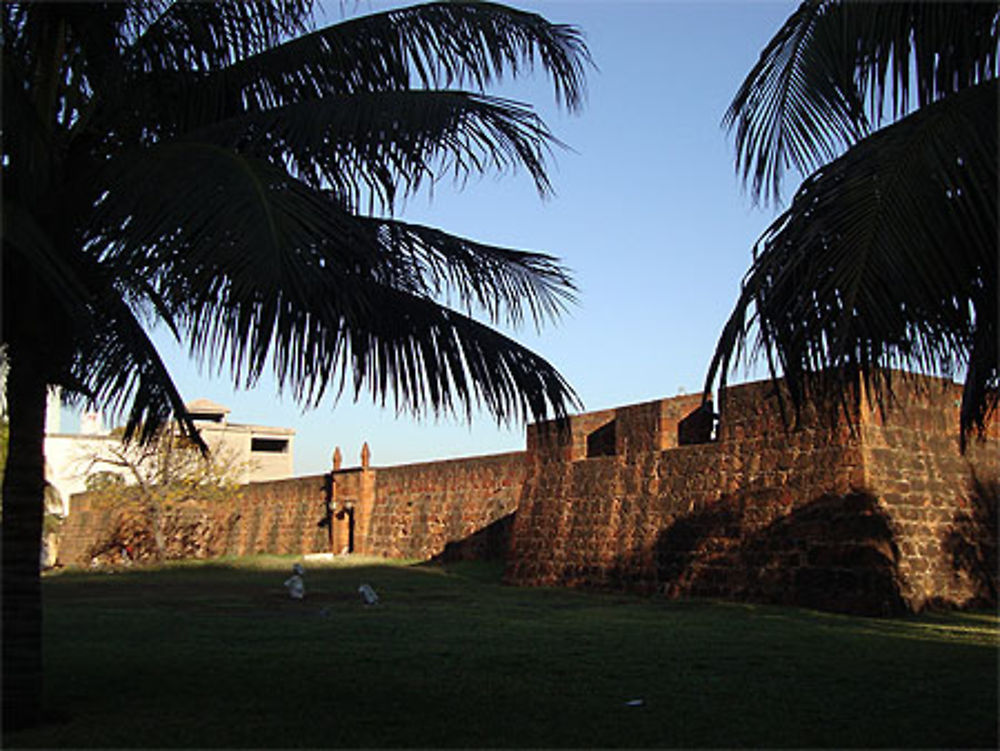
[6,556,998,748]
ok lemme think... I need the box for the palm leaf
[183,271,580,424]
[183,89,563,210]
[120,0,315,75]
[708,78,998,438]
[211,1,590,110]
[353,216,575,329]
[726,0,999,204]
[106,0,588,144]
[1,201,199,448]
[84,140,578,423]
[64,288,202,450]
[101,2,589,200]
[88,137,574,325]
[1,201,91,312]
[338,285,580,424]
[724,0,866,205]
[846,3,999,120]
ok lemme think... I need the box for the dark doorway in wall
[336,503,356,553]
[587,420,617,458]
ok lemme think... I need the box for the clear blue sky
[65,0,800,474]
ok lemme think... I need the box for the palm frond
[86,141,382,309]
[173,243,581,425]
[354,216,576,329]
[89,137,574,324]
[121,0,315,74]
[186,89,562,211]
[1,202,198,448]
[724,0,866,205]
[1,201,92,311]
[170,1,588,111]
[184,269,580,425]
[64,289,202,450]
[339,285,581,424]
[727,0,999,204]
[84,140,578,423]
[847,3,999,122]
[708,78,998,438]
[105,1,588,170]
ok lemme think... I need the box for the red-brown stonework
[57,453,527,566]
[507,375,997,615]
[58,474,331,564]
[362,452,526,560]
[55,372,996,616]
[857,378,998,611]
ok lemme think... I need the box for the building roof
[186,398,231,416]
[196,421,296,436]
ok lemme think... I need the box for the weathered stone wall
[858,377,999,610]
[228,474,330,557]
[55,372,996,616]
[56,452,527,567]
[361,452,526,560]
[58,474,330,565]
[57,498,119,564]
[506,377,997,615]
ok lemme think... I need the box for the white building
[183,398,295,484]
[43,398,295,514]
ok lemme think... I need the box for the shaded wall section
[858,377,999,610]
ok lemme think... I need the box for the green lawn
[6,556,998,748]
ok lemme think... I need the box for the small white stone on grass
[358,583,379,605]
[283,563,306,599]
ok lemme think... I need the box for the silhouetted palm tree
[707,1,997,438]
[2,1,589,729]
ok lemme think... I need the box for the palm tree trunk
[2,347,48,732]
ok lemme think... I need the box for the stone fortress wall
[57,372,997,615]
[509,377,997,614]
[58,448,528,567]
[58,474,332,564]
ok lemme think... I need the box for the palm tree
[707,1,997,440]
[2,0,590,730]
